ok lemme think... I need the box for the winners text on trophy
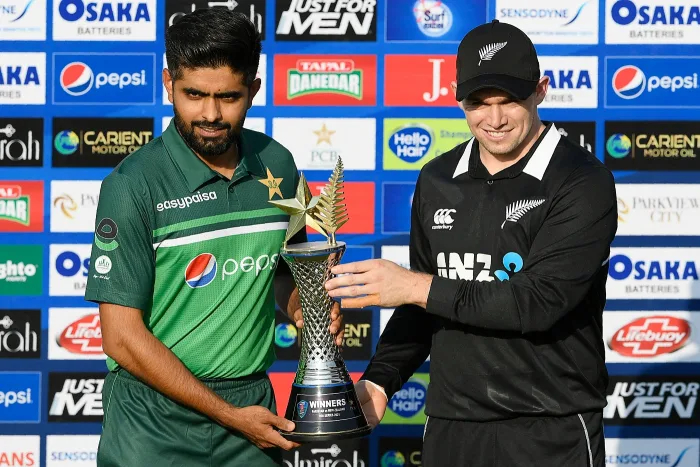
[269,157,372,442]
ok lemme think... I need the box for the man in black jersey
[325,20,617,467]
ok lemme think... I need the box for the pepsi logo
[612,65,646,100]
[185,253,217,289]
[60,62,94,97]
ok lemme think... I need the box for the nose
[485,104,507,129]
[200,97,222,123]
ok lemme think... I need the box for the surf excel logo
[385,0,485,43]
[53,0,156,41]
[606,57,700,108]
[53,53,155,105]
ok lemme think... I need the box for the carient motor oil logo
[609,315,691,357]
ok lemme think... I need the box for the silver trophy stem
[280,241,351,386]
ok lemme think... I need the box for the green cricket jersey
[85,121,303,379]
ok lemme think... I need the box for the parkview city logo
[274,55,376,106]
[0,181,43,232]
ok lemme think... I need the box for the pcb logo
[297,400,309,419]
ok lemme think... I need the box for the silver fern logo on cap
[501,199,545,229]
[478,42,507,66]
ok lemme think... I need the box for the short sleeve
[84,173,155,311]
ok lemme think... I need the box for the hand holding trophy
[269,157,372,442]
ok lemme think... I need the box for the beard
[173,105,244,159]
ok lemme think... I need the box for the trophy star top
[269,172,328,243]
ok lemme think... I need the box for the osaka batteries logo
[185,253,217,289]
[612,65,646,99]
[60,62,94,96]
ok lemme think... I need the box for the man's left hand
[288,288,344,347]
[324,259,433,309]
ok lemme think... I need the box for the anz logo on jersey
[436,251,523,282]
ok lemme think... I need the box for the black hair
[165,8,262,86]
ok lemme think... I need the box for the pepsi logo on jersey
[184,252,280,288]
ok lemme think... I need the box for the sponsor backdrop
[1,0,699,465]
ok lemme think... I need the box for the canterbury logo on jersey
[437,252,524,282]
[156,191,218,212]
[433,209,456,230]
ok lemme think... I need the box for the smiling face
[452,77,549,159]
[163,66,260,159]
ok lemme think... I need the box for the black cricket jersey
[363,122,618,422]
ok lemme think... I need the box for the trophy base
[280,381,372,442]
[278,424,372,443]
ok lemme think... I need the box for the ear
[450,81,467,112]
[248,77,261,109]
[533,76,549,106]
[163,68,174,105]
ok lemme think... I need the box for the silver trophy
[269,158,371,442]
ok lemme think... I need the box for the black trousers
[422,411,604,467]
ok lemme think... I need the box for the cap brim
[456,74,538,102]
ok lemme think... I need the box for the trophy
[269,157,372,442]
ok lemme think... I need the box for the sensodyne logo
[156,191,217,212]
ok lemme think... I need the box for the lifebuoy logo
[604,311,700,362]
[48,308,105,360]
[608,315,691,357]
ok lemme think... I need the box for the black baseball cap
[455,20,540,102]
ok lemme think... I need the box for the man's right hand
[228,406,301,451]
[355,380,388,428]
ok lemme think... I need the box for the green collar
[161,120,266,192]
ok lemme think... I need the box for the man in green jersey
[84,9,343,467]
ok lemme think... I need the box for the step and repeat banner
[2,0,700,466]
